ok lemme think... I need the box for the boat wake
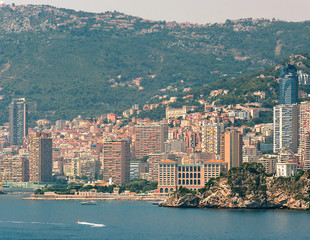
[0,220,65,226]
[77,220,105,228]
[0,220,105,228]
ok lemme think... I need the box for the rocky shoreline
[159,163,310,210]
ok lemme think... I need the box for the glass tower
[9,98,28,146]
[279,65,298,104]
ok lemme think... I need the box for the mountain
[160,163,310,210]
[0,4,309,123]
[185,53,310,107]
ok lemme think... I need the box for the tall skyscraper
[273,104,298,153]
[220,130,243,169]
[202,123,224,155]
[29,132,53,183]
[102,140,131,184]
[134,123,168,159]
[302,132,310,170]
[279,65,298,105]
[298,102,310,164]
[9,98,28,146]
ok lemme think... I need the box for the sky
[3,0,310,24]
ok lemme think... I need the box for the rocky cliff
[160,163,310,210]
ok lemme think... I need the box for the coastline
[22,194,166,202]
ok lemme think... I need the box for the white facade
[298,70,310,85]
[273,104,298,153]
[298,102,310,167]
[276,163,297,177]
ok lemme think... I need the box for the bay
[0,195,310,240]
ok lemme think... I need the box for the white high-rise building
[202,123,224,155]
[302,132,310,170]
[298,70,310,85]
[298,102,310,167]
[273,104,298,153]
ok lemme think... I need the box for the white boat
[77,220,105,227]
[80,200,97,205]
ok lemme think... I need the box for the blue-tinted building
[279,65,298,104]
[9,98,28,146]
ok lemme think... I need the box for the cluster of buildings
[0,64,309,195]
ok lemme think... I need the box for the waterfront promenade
[22,192,166,202]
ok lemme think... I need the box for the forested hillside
[0,4,309,123]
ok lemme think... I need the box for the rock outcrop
[160,163,310,210]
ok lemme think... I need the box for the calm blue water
[0,195,310,240]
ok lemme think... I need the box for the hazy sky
[4,0,310,24]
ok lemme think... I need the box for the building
[130,160,140,181]
[279,65,298,105]
[102,140,130,184]
[165,139,186,153]
[29,132,53,183]
[302,132,310,170]
[243,145,262,163]
[157,160,178,194]
[273,104,298,153]
[156,160,227,194]
[278,148,295,163]
[220,130,243,169]
[202,123,224,155]
[55,120,66,130]
[148,153,166,181]
[259,155,277,174]
[276,162,297,177]
[9,98,28,146]
[0,155,23,182]
[78,157,100,180]
[134,123,168,159]
[298,70,310,85]
[298,102,310,165]
[203,161,228,182]
[165,106,196,119]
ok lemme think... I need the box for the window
[160,188,163,193]
[198,173,200,178]
[190,180,193,185]
[186,180,189,185]
[194,173,196,178]
[165,188,169,193]
[186,173,189,178]
[194,180,196,185]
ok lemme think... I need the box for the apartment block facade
[29,132,53,183]
[102,140,130,184]
[134,123,168,159]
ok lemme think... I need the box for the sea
[0,194,310,240]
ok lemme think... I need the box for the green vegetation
[177,186,196,196]
[121,179,158,193]
[35,179,158,195]
[0,5,309,124]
